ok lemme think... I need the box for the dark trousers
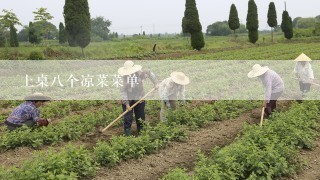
[122,101,145,131]
[5,120,36,131]
[299,82,311,93]
[265,91,283,117]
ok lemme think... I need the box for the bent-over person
[159,72,189,121]
[5,92,51,131]
[248,64,284,118]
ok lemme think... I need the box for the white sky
[0,0,319,35]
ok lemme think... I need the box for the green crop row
[0,100,259,179]
[162,101,320,180]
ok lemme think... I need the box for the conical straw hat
[294,53,312,61]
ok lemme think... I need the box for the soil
[93,110,260,180]
[285,139,320,180]
[93,101,292,180]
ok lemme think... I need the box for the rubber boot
[124,128,131,136]
[137,126,143,135]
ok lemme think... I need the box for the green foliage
[1,145,97,179]
[174,101,320,180]
[28,22,41,44]
[9,24,18,47]
[59,22,67,44]
[281,11,293,40]
[191,31,205,50]
[267,2,277,42]
[162,168,191,180]
[32,21,58,40]
[0,9,22,28]
[94,122,186,167]
[296,18,316,29]
[182,0,202,34]
[228,4,240,32]
[248,29,259,44]
[64,0,91,49]
[207,21,246,36]
[17,26,29,42]
[294,28,314,38]
[91,16,111,40]
[246,0,259,43]
[0,30,6,47]
[32,7,53,22]
[28,51,44,60]
[267,2,277,28]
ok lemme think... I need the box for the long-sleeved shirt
[120,70,157,106]
[260,70,284,103]
[159,77,185,101]
[293,62,314,83]
[6,101,40,125]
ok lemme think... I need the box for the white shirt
[159,77,185,101]
[294,62,314,83]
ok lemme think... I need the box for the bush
[29,51,44,60]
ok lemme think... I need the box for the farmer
[159,72,189,121]
[248,64,284,118]
[118,61,158,136]
[5,92,51,131]
[293,53,314,96]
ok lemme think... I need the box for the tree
[207,21,246,36]
[32,21,58,40]
[0,9,21,28]
[281,10,293,39]
[33,8,53,22]
[292,17,302,28]
[191,31,205,50]
[267,2,277,42]
[0,25,6,47]
[59,22,67,44]
[182,0,202,34]
[316,15,320,22]
[33,7,54,40]
[0,9,21,46]
[29,22,41,44]
[91,16,111,40]
[246,0,259,43]
[64,0,91,55]
[182,0,205,50]
[18,26,29,42]
[296,18,316,29]
[228,4,240,37]
[9,24,18,47]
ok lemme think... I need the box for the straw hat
[118,61,142,76]
[24,92,51,101]
[247,64,269,78]
[294,53,312,61]
[170,72,190,85]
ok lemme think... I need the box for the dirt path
[289,139,320,180]
[94,109,260,180]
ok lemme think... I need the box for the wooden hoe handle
[100,88,156,133]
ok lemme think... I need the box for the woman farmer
[248,64,284,118]
[118,61,158,136]
[159,72,189,121]
[293,53,314,96]
[5,92,51,131]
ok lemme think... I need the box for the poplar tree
[9,24,18,47]
[281,10,293,40]
[182,0,204,50]
[228,4,240,37]
[267,2,277,42]
[64,0,91,55]
[246,0,259,43]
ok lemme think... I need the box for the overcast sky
[0,0,319,35]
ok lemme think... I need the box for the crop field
[1,25,320,180]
